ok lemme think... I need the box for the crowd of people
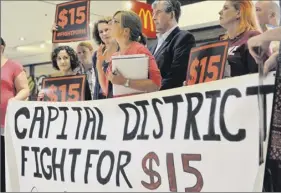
[1,0,281,192]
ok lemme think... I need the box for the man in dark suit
[150,0,196,90]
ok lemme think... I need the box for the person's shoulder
[176,29,195,42]
[133,41,146,49]
[177,29,194,37]
[134,42,152,55]
[242,30,261,46]
[92,50,97,58]
[244,30,261,38]
[171,29,195,47]
[73,63,85,75]
[7,59,23,69]
[111,52,119,57]
[219,34,227,41]
[179,29,193,36]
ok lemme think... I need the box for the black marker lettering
[97,151,114,185]
[94,107,106,140]
[52,148,66,181]
[163,95,184,139]
[135,100,149,140]
[29,107,45,139]
[246,85,274,141]
[203,90,221,141]
[152,99,164,139]
[83,107,96,140]
[56,107,69,140]
[45,106,59,138]
[184,93,203,140]
[15,107,30,139]
[116,151,132,188]
[119,103,141,141]
[220,88,245,141]
[84,150,99,184]
[21,146,29,176]
[72,107,82,140]
[40,147,52,180]
[31,147,42,178]
[69,149,81,182]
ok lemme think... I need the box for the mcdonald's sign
[130,0,156,38]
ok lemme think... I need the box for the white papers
[112,54,148,96]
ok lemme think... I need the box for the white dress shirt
[154,25,178,54]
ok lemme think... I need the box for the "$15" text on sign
[58,6,86,29]
[187,55,222,85]
[186,41,229,85]
[46,84,80,102]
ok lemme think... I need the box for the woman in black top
[219,0,268,77]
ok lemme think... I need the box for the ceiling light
[126,1,132,10]
[40,44,45,48]
[16,46,38,52]
[19,37,25,41]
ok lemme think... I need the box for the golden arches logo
[138,8,154,32]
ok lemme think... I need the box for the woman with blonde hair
[219,0,268,77]
[76,41,95,96]
[96,10,161,98]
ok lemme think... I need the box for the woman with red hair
[219,0,268,77]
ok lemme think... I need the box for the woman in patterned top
[92,17,119,99]
[219,0,268,77]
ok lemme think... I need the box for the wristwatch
[124,79,130,87]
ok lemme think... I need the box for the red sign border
[42,74,87,101]
[186,40,229,84]
[52,0,90,43]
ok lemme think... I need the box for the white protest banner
[5,73,275,192]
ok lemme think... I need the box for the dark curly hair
[51,46,79,71]
[0,37,5,47]
[93,17,112,45]
[1,37,6,52]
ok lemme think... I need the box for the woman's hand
[37,90,45,101]
[107,69,126,85]
[51,23,58,32]
[96,44,107,65]
[9,97,17,101]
